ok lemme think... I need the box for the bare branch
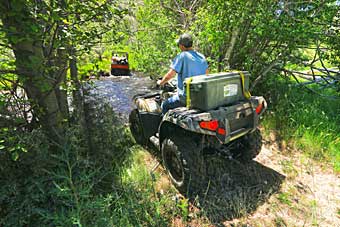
[189,0,200,12]
[251,61,281,90]
[46,22,59,58]
[311,67,340,75]
[280,68,340,99]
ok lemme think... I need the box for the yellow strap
[185,77,193,108]
[239,71,251,99]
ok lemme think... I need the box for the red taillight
[217,128,226,135]
[199,120,218,131]
[256,103,263,114]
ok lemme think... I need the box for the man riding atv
[157,33,209,114]
[129,34,267,196]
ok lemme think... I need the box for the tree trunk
[69,47,93,151]
[70,48,84,121]
[54,48,70,121]
[0,1,67,141]
[13,42,66,140]
[225,26,240,70]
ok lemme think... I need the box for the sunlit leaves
[191,0,340,79]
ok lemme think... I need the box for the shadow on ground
[195,155,285,225]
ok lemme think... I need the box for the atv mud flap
[139,112,162,139]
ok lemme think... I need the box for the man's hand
[159,69,176,87]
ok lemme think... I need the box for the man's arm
[206,69,209,75]
[158,69,177,86]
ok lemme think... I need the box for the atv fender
[138,111,162,139]
[158,109,228,150]
[159,121,176,151]
[159,109,215,150]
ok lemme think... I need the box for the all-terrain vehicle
[129,71,267,194]
[111,52,130,76]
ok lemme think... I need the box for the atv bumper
[161,96,267,144]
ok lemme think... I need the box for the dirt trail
[147,141,340,227]
[244,143,340,227]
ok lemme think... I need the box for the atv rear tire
[129,109,147,145]
[233,128,262,162]
[161,131,207,195]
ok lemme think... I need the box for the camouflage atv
[129,71,267,194]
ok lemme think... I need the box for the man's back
[171,50,208,96]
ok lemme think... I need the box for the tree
[192,0,339,87]
[0,0,125,141]
[131,0,339,91]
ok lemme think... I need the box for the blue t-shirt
[171,50,208,96]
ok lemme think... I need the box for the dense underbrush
[0,102,174,226]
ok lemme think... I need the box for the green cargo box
[184,71,250,110]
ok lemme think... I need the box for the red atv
[111,52,130,76]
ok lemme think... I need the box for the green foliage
[176,197,189,221]
[277,192,293,206]
[76,50,111,79]
[0,129,49,226]
[0,32,16,89]
[128,0,180,76]
[0,126,176,226]
[0,103,172,226]
[0,127,29,161]
[0,0,129,136]
[193,1,335,75]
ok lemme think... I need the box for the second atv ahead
[129,71,267,195]
[111,52,130,76]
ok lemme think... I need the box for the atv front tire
[233,128,262,162]
[161,131,207,195]
[129,109,147,145]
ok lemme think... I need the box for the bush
[258,76,340,171]
[0,104,135,226]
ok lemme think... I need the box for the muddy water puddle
[85,76,156,121]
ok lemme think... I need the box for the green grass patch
[285,47,334,71]
[262,78,340,171]
[277,192,293,206]
[118,148,180,227]
[279,160,298,178]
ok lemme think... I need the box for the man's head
[176,33,193,49]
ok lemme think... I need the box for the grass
[261,77,340,172]
[277,192,293,206]
[285,47,335,71]
[279,160,298,179]
[119,148,203,227]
